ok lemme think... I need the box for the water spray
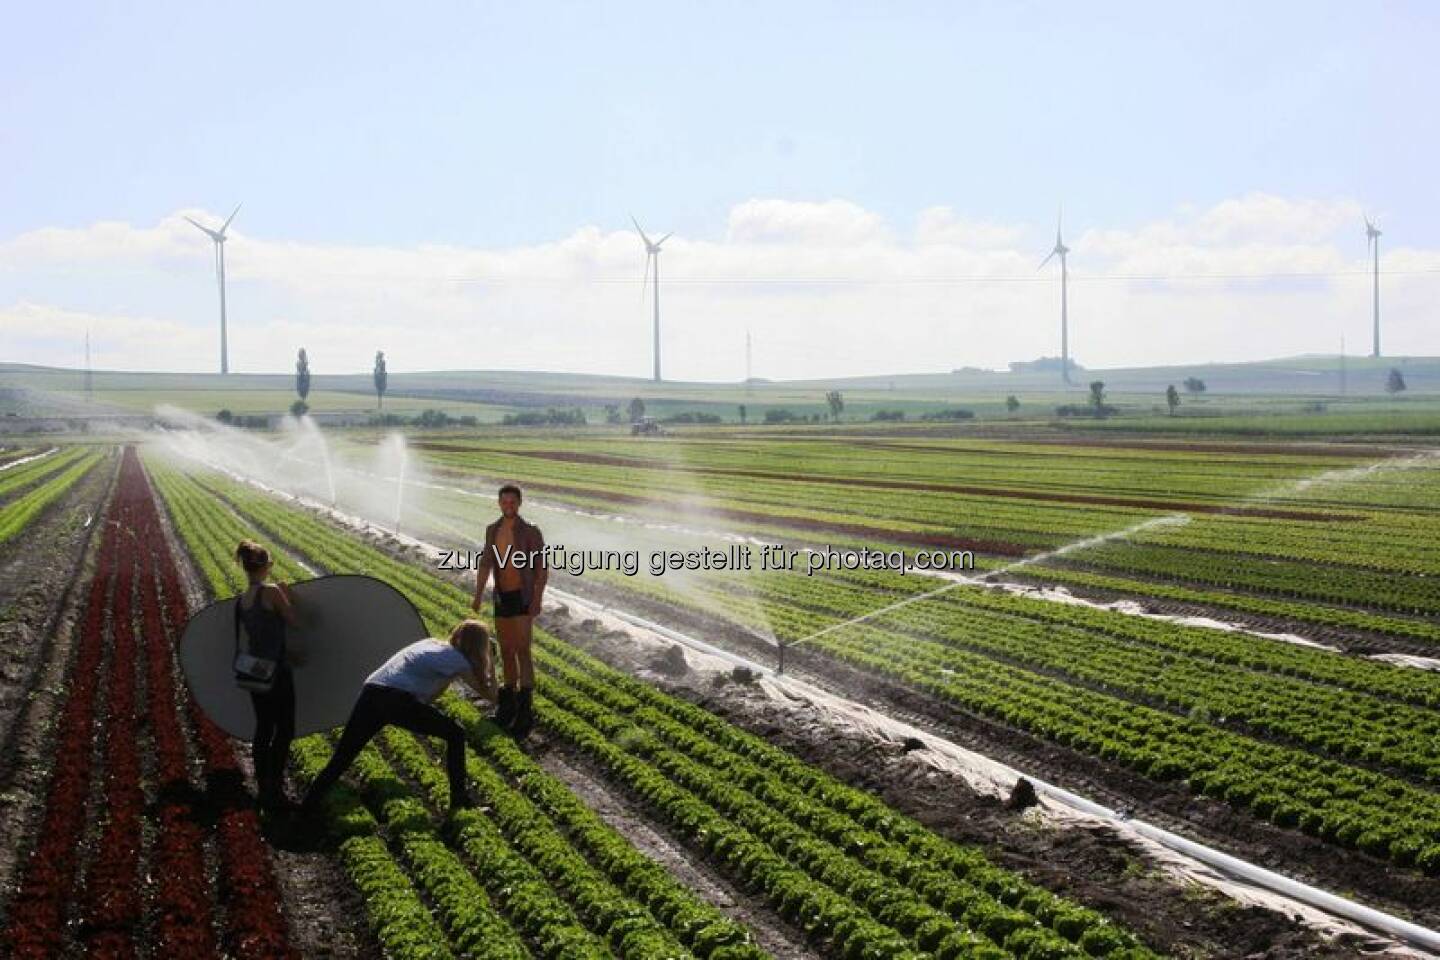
[780,514,1191,669]
[393,435,407,536]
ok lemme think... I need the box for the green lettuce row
[0,445,93,501]
[433,701,769,960]
[380,728,707,960]
[147,458,309,591]
[290,737,458,959]
[0,449,104,545]
[343,744,545,960]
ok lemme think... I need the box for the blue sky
[3,2,1437,376]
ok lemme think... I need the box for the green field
[6,369,1440,957]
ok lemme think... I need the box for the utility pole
[84,329,93,403]
[745,328,752,393]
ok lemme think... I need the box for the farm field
[320,429,1440,923]
[1,422,1438,959]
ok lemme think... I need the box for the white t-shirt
[365,638,473,702]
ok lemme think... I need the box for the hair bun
[235,539,272,573]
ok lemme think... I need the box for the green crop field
[5,392,1440,958]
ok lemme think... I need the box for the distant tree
[604,403,622,424]
[1088,380,1107,411]
[1183,376,1207,395]
[216,409,233,424]
[1387,368,1407,394]
[1005,395,1020,414]
[628,397,646,422]
[825,390,844,422]
[738,404,747,424]
[1165,384,1180,416]
[290,399,309,417]
[373,351,388,410]
[295,348,311,403]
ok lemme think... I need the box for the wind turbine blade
[1038,249,1057,271]
[185,216,221,241]
[630,215,653,248]
[655,231,673,248]
[219,202,242,235]
[640,252,652,307]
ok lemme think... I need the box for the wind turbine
[186,204,242,375]
[1038,209,1072,384]
[1365,216,1382,358]
[632,216,672,382]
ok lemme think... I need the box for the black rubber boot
[492,686,518,730]
[254,751,276,808]
[510,686,535,740]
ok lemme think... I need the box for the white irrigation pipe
[0,446,59,472]
[553,586,1440,957]
[165,448,1440,955]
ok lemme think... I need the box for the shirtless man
[472,483,547,738]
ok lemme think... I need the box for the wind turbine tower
[186,204,242,375]
[1039,210,1072,384]
[1365,217,1382,358]
[632,217,672,382]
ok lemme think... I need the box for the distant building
[1008,356,1085,375]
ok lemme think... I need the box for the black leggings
[305,683,468,804]
[250,665,295,796]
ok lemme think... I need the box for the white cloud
[724,198,890,246]
[0,193,1433,379]
[914,207,1026,249]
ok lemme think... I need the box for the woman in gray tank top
[235,539,299,811]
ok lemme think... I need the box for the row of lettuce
[145,449,1161,960]
[0,445,106,545]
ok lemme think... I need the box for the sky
[2,1,1438,379]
